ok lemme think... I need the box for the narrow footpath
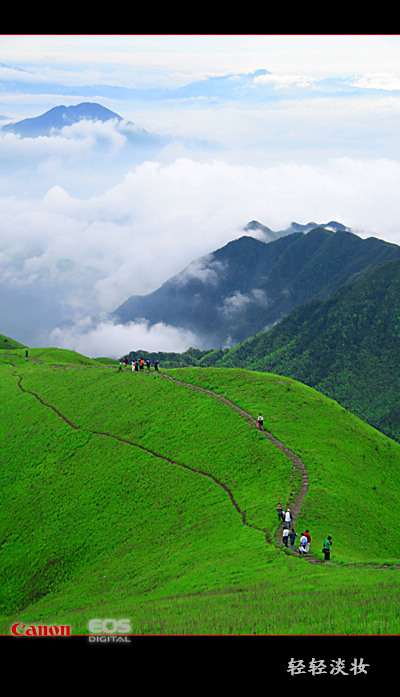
[4,355,399,570]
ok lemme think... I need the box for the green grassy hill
[1,345,400,636]
[0,333,27,350]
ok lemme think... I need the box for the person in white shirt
[285,508,291,529]
[299,534,308,554]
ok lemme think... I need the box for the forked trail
[10,362,269,543]
[9,359,310,557]
[5,356,399,569]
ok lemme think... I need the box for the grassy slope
[168,368,400,558]
[1,350,400,635]
[0,334,27,350]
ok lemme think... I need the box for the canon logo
[11,623,71,636]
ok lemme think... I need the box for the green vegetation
[114,227,400,349]
[210,259,400,444]
[0,333,27,350]
[1,342,400,636]
[129,259,400,445]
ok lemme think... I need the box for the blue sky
[1,34,400,355]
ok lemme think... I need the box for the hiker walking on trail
[282,528,289,547]
[284,507,291,529]
[299,533,308,555]
[304,529,311,553]
[277,503,284,523]
[257,413,264,430]
[323,536,333,561]
[289,528,297,551]
[118,361,123,372]
[146,359,151,371]
[131,361,135,372]
[154,359,159,372]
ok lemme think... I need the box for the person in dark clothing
[276,503,284,523]
[323,536,333,560]
[289,528,297,552]
[154,359,159,372]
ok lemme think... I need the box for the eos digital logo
[88,618,131,643]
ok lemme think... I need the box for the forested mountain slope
[209,259,400,442]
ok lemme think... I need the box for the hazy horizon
[1,34,400,357]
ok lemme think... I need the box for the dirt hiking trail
[4,355,399,570]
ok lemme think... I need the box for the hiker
[146,359,151,371]
[139,359,144,371]
[257,413,264,430]
[277,503,284,523]
[154,359,159,372]
[323,536,333,561]
[299,533,308,555]
[131,361,135,372]
[118,361,123,372]
[304,529,311,553]
[289,528,297,551]
[282,528,289,547]
[135,360,139,371]
[284,507,291,529]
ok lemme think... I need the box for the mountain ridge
[0,102,167,148]
[113,223,400,348]
[210,257,400,442]
[1,102,126,137]
[139,257,400,443]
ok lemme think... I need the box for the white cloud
[350,72,400,91]
[1,155,400,327]
[253,72,316,89]
[172,254,226,287]
[1,73,400,355]
[219,289,268,317]
[3,35,400,87]
[0,38,399,358]
[48,317,202,358]
[0,119,130,165]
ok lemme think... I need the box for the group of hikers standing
[276,503,333,560]
[118,358,159,373]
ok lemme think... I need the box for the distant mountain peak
[243,220,279,242]
[243,219,351,240]
[113,225,400,350]
[1,102,131,137]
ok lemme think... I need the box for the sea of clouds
[1,71,400,357]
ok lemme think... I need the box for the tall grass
[1,353,399,635]
[168,367,400,564]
